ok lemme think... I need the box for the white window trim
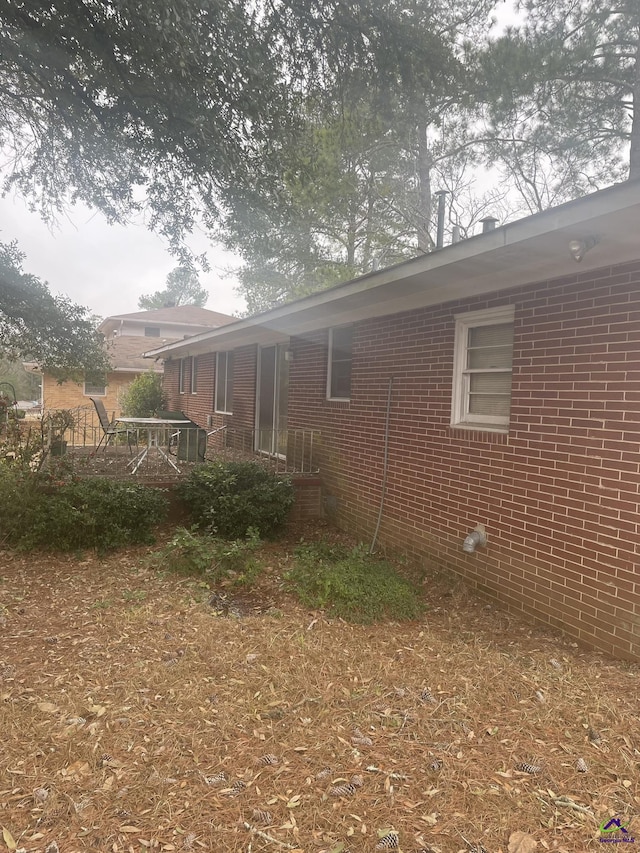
[190,356,197,395]
[215,351,233,414]
[178,358,185,394]
[451,305,515,432]
[326,326,353,402]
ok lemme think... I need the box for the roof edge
[145,178,640,359]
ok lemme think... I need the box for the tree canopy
[0,356,41,400]
[221,0,505,311]
[0,0,287,252]
[0,0,637,318]
[138,265,208,310]
[482,0,639,211]
[0,241,108,380]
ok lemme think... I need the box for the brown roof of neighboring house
[101,306,236,329]
[106,335,178,372]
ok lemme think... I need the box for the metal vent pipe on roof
[435,190,448,249]
[480,216,499,233]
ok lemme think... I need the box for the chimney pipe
[435,190,448,249]
[480,216,498,233]
[452,225,461,244]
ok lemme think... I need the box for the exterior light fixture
[569,235,598,262]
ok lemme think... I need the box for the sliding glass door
[256,344,289,456]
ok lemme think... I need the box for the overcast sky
[0,192,246,321]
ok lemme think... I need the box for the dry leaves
[1,827,16,851]
[0,532,639,851]
[508,831,537,853]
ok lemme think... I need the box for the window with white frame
[451,306,515,430]
[178,358,185,394]
[84,376,107,396]
[215,351,234,414]
[327,325,353,401]
[190,356,198,394]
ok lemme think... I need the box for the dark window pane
[191,357,198,393]
[329,326,353,399]
[332,326,353,359]
[331,361,352,398]
[216,352,234,412]
[226,353,233,413]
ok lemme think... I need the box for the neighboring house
[147,179,640,661]
[34,306,235,417]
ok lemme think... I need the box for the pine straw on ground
[0,531,638,853]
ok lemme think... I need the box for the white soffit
[146,180,640,358]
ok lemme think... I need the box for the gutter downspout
[370,376,394,554]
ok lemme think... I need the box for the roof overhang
[112,366,164,374]
[145,179,640,360]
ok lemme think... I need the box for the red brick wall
[164,347,257,433]
[290,477,323,522]
[164,344,260,466]
[163,347,321,520]
[288,261,640,661]
[163,359,180,411]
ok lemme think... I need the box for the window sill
[451,422,508,434]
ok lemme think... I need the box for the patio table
[115,417,189,475]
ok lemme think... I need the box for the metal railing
[204,427,320,474]
[30,407,320,478]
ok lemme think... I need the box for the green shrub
[286,541,425,623]
[120,371,165,417]
[0,469,168,552]
[152,526,262,586]
[0,466,43,543]
[177,461,294,538]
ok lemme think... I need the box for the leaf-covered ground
[0,530,638,853]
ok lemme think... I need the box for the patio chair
[90,397,137,454]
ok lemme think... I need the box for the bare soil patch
[1,530,638,853]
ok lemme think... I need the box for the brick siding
[286,261,640,661]
[43,371,137,419]
[164,347,322,522]
[161,262,640,658]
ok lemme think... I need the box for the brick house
[34,306,235,418]
[147,180,640,661]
